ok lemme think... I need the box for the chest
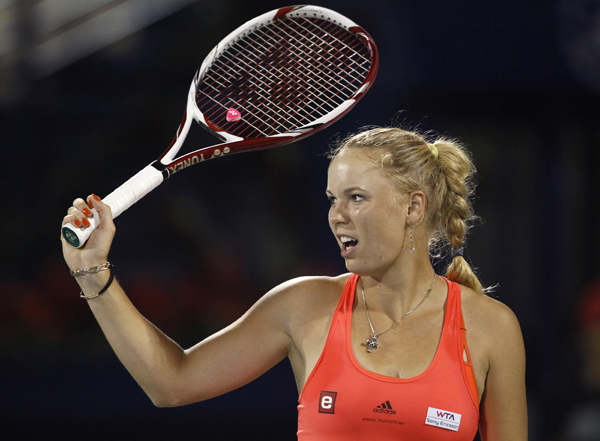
[296,281,481,440]
[297,311,480,441]
[350,304,446,379]
[298,375,480,441]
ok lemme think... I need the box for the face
[327,148,410,278]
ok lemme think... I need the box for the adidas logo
[373,400,396,415]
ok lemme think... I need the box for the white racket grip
[62,163,167,248]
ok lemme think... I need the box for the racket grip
[61,162,167,248]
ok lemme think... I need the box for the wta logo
[373,400,396,415]
[425,407,462,432]
[436,411,455,420]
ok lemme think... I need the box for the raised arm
[62,195,293,407]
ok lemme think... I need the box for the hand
[61,194,116,272]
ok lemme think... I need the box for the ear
[406,190,427,225]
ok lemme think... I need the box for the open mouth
[340,235,359,251]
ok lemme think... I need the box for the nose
[329,201,349,226]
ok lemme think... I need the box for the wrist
[75,270,111,292]
[70,262,116,299]
[80,268,115,300]
[70,262,113,277]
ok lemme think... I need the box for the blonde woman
[62,127,527,440]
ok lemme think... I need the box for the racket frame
[61,4,378,248]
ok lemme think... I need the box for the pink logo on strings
[226,108,241,122]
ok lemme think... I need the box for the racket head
[189,5,378,153]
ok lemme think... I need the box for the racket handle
[62,162,168,248]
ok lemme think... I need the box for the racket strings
[239,26,343,129]
[199,41,299,135]
[278,19,370,91]
[200,31,318,132]
[263,23,354,113]
[196,15,373,139]
[201,17,368,132]
[236,17,368,125]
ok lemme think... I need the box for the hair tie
[451,247,464,258]
[427,143,439,158]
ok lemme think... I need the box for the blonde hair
[330,126,486,294]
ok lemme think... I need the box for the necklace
[362,273,437,353]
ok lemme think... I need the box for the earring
[409,225,415,253]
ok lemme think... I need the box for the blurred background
[1,0,599,439]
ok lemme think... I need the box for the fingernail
[82,218,91,227]
[93,194,101,202]
[83,208,92,217]
[73,219,82,227]
[88,198,94,208]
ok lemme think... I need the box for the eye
[351,194,364,202]
[327,195,337,205]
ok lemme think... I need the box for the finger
[64,200,92,228]
[62,213,84,228]
[67,206,83,216]
[87,194,113,222]
[73,198,93,217]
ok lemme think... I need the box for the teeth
[341,236,356,243]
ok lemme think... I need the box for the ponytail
[434,139,485,294]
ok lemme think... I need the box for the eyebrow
[326,187,367,196]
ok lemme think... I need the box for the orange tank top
[297,274,480,440]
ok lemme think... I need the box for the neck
[360,263,437,318]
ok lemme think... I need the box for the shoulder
[459,284,525,362]
[460,285,522,334]
[257,274,352,337]
[262,273,351,313]
[224,274,351,349]
[268,273,351,294]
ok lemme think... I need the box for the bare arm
[62,196,293,407]
[478,302,528,441]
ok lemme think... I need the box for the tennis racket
[62,4,379,248]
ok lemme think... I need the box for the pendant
[366,334,380,353]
